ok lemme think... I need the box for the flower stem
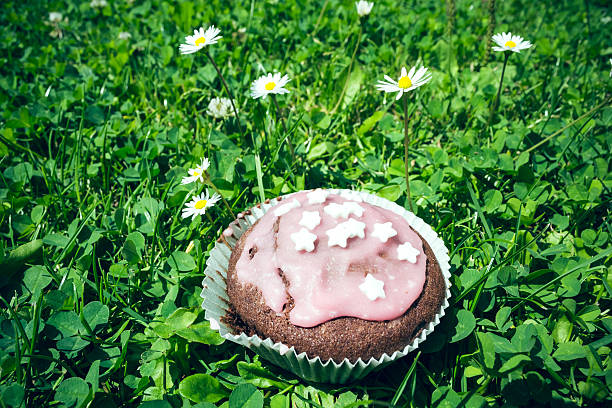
[483,0,496,65]
[312,0,330,37]
[331,24,363,115]
[102,125,109,191]
[523,96,611,154]
[488,52,510,126]
[584,0,591,36]
[402,94,414,213]
[205,172,235,219]
[271,94,296,163]
[205,50,244,140]
[446,0,456,81]
[204,50,263,206]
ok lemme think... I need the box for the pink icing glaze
[234,191,426,328]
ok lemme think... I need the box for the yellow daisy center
[194,200,208,210]
[193,171,200,177]
[195,37,206,46]
[505,40,516,48]
[265,82,276,91]
[398,76,412,89]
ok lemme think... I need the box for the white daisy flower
[179,25,222,54]
[250,72,291,99]
[182,190,221,220]
[181,158,210,185]
[49,12,62,23]
[376,66,432,100]
[90,0,108,8]
[492,32,533,53]
[355,1,373,17]
[118,32,132,40]
[206,97,234,118]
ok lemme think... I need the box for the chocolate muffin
[224,190,446,363]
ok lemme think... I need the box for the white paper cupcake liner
[200,189,452,384]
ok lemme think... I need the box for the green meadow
[0,0,611,406]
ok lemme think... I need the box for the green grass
[0,0,611,406]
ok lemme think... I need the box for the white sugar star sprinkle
[326,226,349,248]
[324,202,365,219]
[307,189,330,204]
[299,211,321,230]
[371,222,397,243]
[274,199,301,216]
[359,274,386,301]
[343,218,366,238]
[397,242,420,263]
[290,228,318,252]
[324,203,349,218]
[326,218,366,248]
[339,190,363,202]
[343,201,364,217]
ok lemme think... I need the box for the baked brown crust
[224,218,446,363]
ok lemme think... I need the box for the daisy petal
[383,74,396,83]
[407,66,416,79]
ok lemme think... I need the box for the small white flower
[355,1,373,17]
[182,190,220,220]
[250,72,290,99]
[179,25,222,54]
[118,32,132,40]
[492,32,533,53]
[609,58,612,77]
[206,97,234,119]
[49,28,63,39]
[181,158,210,185]
[376,65,432,100]
[90,0,108,9]
[49,12,62,23]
